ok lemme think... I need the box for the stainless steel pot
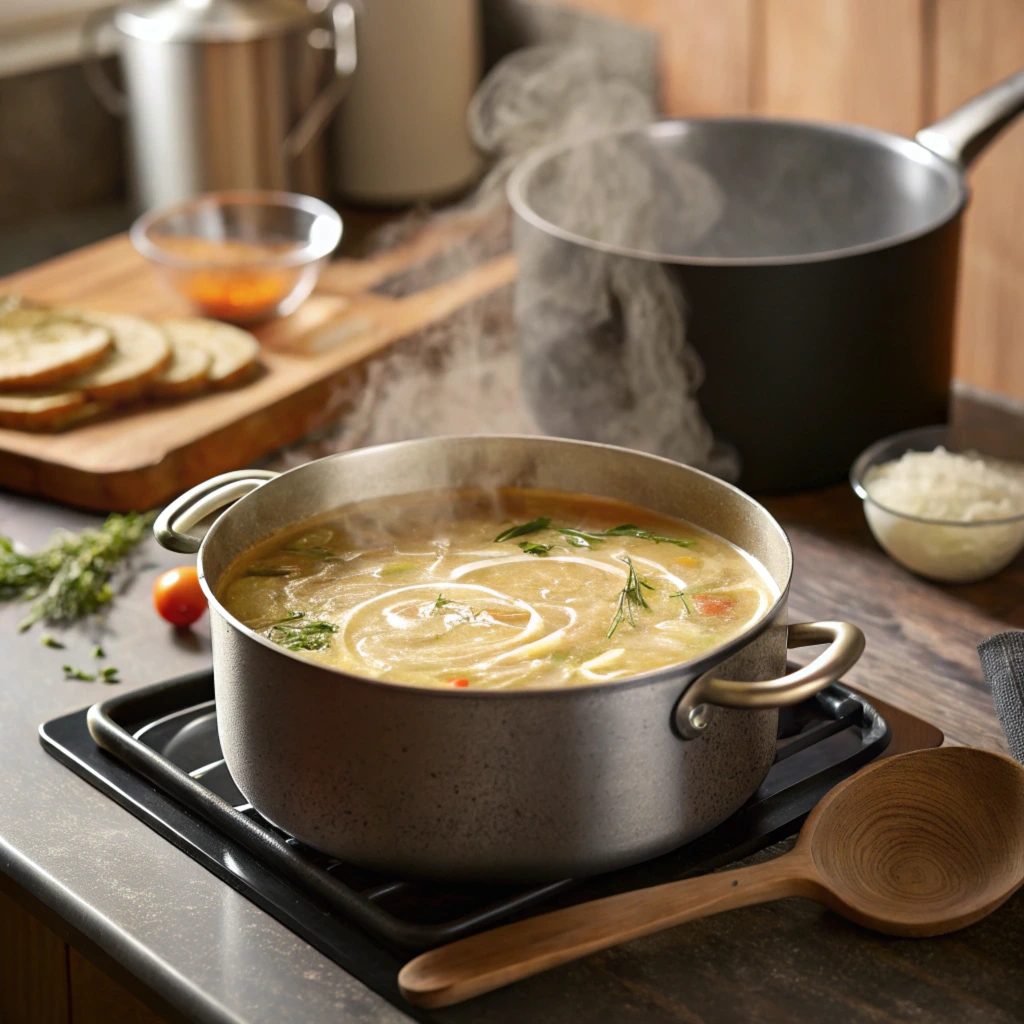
[82,0,357,209]
[508,70,1024,493]
[153,437,864,882]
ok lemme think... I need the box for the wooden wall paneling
[69,948,170,1024]
[935,0,1024,401]
[0,885,69,1024]
[553,0,756,115]
[754,0,929,135]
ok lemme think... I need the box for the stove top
[41,670,890,1019]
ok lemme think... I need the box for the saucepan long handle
[916,68,1024,168]
[153,470,279,554]
[675,621,866,740]
[398,854,812,1009]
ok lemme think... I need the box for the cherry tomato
[153,566,207,626]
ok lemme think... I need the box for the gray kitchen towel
[979,631,1024,763]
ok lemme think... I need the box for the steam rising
[277,43,737,478]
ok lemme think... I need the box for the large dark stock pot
[509,70,1024,492]
[153,437,864,882]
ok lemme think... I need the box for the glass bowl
[130,191,343,323]
[850,425,1024,584]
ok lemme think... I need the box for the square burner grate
[41,670,889,1017]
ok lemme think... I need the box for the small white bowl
[850,425,1024,584]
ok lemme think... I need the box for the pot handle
[675,621,865,740]
[284,2,359,159]
[154,470,279,554]
[916,68,1024,168]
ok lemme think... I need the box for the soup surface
[218,489,778,689]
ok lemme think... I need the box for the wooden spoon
[399,746,1024,1008]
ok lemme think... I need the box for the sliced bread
[0,389,107,432]
[150,340,214,399]
[160,319,260,389]
[62,311,172,402]
[0,305,113,390]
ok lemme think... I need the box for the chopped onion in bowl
[861,446,1024,583]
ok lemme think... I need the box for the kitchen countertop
[2,397,1024,1023]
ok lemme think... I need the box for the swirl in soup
[218,488,778,689]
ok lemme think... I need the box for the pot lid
[114,0,315,43]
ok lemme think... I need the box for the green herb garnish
[1,511,154,631]
[281,546,342,561]
[433,593,451,611]
[553,528,595,549]
[518,541,553,556]
[494,518,694,550]
[245,566,297,577]
[493,518,551,543]
[100,666,120,683]
[560,524,696,548]
[669,590,694,614]
[265,611,338,652]
[93,646,105,658]
[607,556,655,638]
[62,665,96,682]
[41,634,64,649]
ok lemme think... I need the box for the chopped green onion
[62,665,96,682]
[40,634,64,649]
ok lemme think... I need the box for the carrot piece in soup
[692,594,737,616]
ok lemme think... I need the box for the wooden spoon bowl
[399,746,1024,1008]
[807,745,1024,935]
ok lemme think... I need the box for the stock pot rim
[507,116,968,269]
[196,435,794,698]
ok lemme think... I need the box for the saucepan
[508,70,1024,493]
[152,436,864,882]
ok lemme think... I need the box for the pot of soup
[152,436,864,882]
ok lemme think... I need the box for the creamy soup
[218,489,778,689]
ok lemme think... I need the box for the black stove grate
[40,670,888,1015]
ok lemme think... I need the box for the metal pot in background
[509,70,1024,494]
[330,0,484,204]
[153,436,864,882]
[83,0,357,210]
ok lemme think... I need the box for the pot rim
[197,435,794,699]
[507,116,969,269]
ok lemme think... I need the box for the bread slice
[0,304,113,390]
[160,319,260,389]
[150,339,213,399]
[61,312,172,402]
[0,389,107,432]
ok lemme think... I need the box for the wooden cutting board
[0,214,516,512]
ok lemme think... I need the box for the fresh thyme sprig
[669,590,694,614]
[607,556,655,638]
[265,611,338,652]
[1,511,154,631]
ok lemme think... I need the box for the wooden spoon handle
[399,853,815,1009]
